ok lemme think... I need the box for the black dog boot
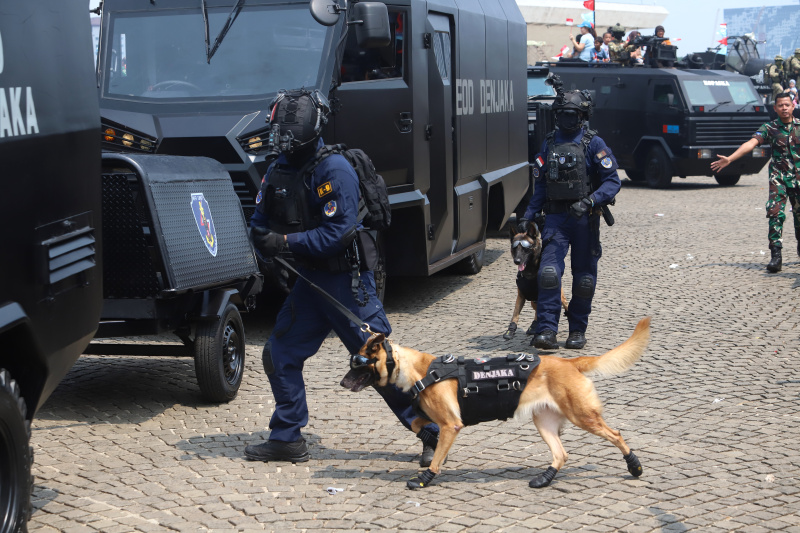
[417,427,438,467]
[407,469,437,489]
[503,322,518,340]
[767,244,782,273]
[526,319,538,336]
[623,449,643,477]
[532,329,558,349]
[244,437,310,463]
[564,331,586,349]
[529,466,558,488]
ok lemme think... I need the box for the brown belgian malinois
[341,317,650,489]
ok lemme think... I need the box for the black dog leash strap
[274,256,373,333]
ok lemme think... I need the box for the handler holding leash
[246,89,440,465]
[711,92,800,273]
[519,83,621,350]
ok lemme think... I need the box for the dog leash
[273,255,376,334]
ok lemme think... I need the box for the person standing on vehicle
[710,92,800,273]
[767,56,786,99]
[788,50,800,87]
[607,24,627,63]
[570,22,595,62]
[518,88,621,350]
[245,89,440,465]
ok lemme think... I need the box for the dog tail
[571,317,651,377]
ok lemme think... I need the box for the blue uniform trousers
[265,268,433,442]
[537,212,602,334]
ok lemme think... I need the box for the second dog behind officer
[245,89,440,465]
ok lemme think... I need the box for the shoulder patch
[534,156,545,168]
[532,167,540,178]
[255,190,263,204]
[601,157,613,169]
[317,181,333,198]
[596,149,607,160]
[323,200,338,217]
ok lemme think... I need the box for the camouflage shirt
[608,40,626,62]
[754,118,800,186]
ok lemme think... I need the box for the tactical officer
[519,88,621,350]
[789,49,800,83]
[607,23,627,63]
[767,56,786,98]
[711,92,800,273]
[245,89,440,465]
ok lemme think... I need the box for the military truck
[0,2,102,530]
[95,0,528,279]
[539,61,771,188]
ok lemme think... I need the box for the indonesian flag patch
[534,156,545,168]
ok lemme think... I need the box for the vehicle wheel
[644,146,673,189]
[195,303,245,403]
[455,246,485,275]
[0,369,32,533]
[625,169,645,182]
[715,174,740,187]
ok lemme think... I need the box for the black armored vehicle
[0,2,102,530]
[96,0,528,278]
[538,61,771,188]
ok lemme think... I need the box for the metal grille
[693,117,765,146]
[101,173,161,298]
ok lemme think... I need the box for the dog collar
[383,340,396,378]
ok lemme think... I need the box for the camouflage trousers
[766,175,800,247]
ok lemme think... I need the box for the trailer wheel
[644,146,673,189]
[455,247,484,275]
[714,175,740,187]
[0,369,32,533]
[194,304,245,403]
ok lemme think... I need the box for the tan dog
[342,317,650,489]
[504,223,568,341]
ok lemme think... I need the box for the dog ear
[365,333,386,354]
[510,223,517,239]
[528,222,540,238]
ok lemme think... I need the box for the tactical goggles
[350,354,377,370]
[512,239,533,249]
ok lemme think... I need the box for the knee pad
[262,340,275,375]
[540,266,559,290]
[574,275,595,299]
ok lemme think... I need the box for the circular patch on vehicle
[323,200,337,217]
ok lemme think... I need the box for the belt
[299,254,351,273]
[543,200,572,214]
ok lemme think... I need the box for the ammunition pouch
[410,353,540,426]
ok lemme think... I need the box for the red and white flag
[566,18,573,26]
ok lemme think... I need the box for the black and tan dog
[503,222,568,341]
[341,317,650,490]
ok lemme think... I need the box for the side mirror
[309,0,341,26]
[352,2,391,49]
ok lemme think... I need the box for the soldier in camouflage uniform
[767,55,786,99]
[711,92,800,273]
[608,23,627,63]
[788,49,800,85]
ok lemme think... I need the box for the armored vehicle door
[645,78,683,153]
[591,75,635,167]
[425,12,456,264]
[331,8,412,189]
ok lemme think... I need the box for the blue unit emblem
[191,193,218,257]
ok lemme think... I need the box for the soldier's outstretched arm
[710,138,759,172]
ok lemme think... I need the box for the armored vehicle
[539,61,770,188]
[96,0,528,278]
[0,2,102,530]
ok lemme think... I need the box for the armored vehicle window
[653,83,675,104]
[681,79,760,107]
[102,5,332,101]
[527,75,556,98]
[341,11,405,82]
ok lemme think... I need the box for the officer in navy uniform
[519,88,621,350]
[244,89,440,465]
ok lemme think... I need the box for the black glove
[516,218,530,234]
[251,226,286,257]
[532,212,546,229]
[569,197,594,218]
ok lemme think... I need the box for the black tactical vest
[545,130,595,202]
[258,164,319,236]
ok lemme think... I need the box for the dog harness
[410,353,540,426]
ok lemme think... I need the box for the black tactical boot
[565,331,587,349]
[244,437,310,463]
[767,244,782,273]
[532,329,558,349]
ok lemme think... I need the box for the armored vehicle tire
[715,175,740,187]
[0,369,32,533]
[455,247,484,275]
[194,303,245,403]
[644,146,673,189]
[625,170,646,182]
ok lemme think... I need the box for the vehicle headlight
[248,136,262,150]
[122,133,134,147]
[697,149,713,159]
[752,147,767,158]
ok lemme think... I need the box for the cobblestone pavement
[29,169,800,532]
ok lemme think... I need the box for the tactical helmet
[775,55,784,62]
[553,89,594,119]
[795,48,800,56]
[610,23,625,35]
[268,89,330,154]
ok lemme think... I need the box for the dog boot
[767,244,782,273]
[407,469,437,489]
[532,329,558,349]
[417,427,438,467]
[564,331,586,349]
[529,466,558,488]
[526,319,538,336]
[503,322,517,340]
[244,437,310,463]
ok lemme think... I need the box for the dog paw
[503,323,517,340]
[528,466,558,488]
[407,469,436,489]
[623,450,643,477]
